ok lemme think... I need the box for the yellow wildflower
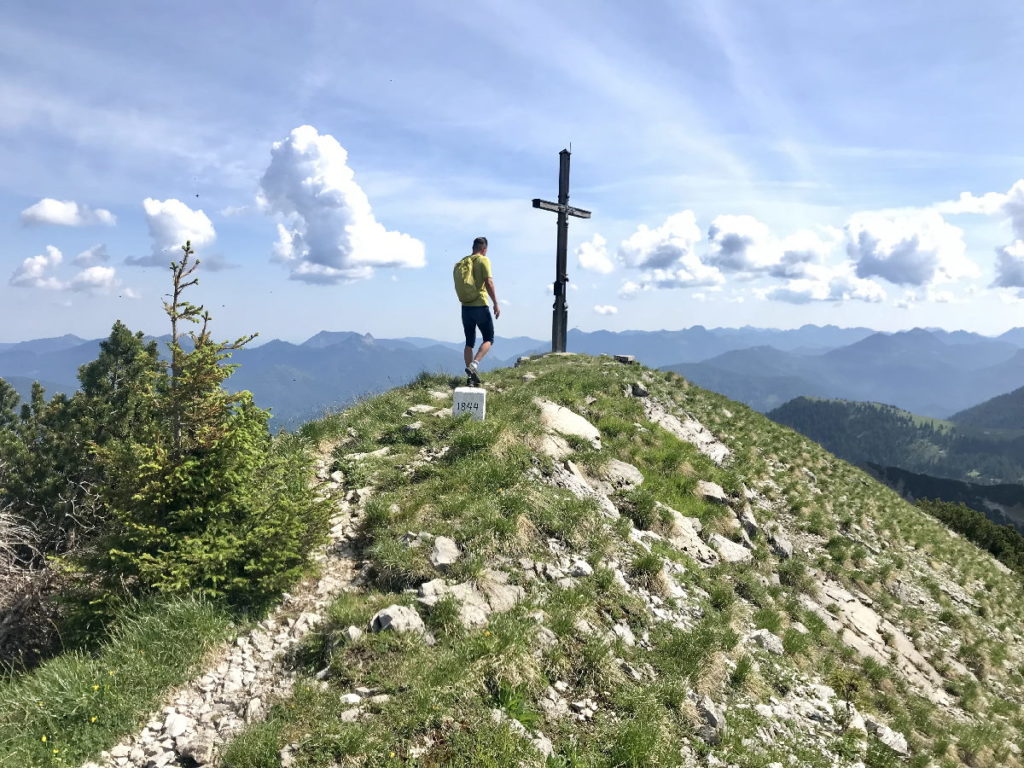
[90,716,97,723]
[92,684,99,691]
[41,736,47,743]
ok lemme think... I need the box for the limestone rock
[369,605,426,635]
[696,480,730,504]
[343,446,391,461]
[658,503,719,567]
[164,712,193,739]
[642,399,731,465]
[736,503,759,538]
[865,717,909,755]
[406,404,437,415]
[429,536,461,569]
[767,527,794,559]
[709,534,752,563]
[747,628,784,655]
[177,737,214,765]
[537,433,572,460]
[534,398,602,449]
[630,382,649,398]
[600,459,644,489]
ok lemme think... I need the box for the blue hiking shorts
[461,305,494,348]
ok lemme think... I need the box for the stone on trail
[709,533,752,563]
[534,398,601,449]
[429,536,461,569]
[369,604,426,635]
[343,446,391,461]
[163,711,193,739]
[630,382,649,398]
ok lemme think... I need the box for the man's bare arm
[485,277,501,318]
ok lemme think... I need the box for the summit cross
[532,148,591,354]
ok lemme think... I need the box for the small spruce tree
[83,242,329,607]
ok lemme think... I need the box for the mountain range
[4,324,1024,427]
[667,327,1024,416]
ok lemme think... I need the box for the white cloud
[20,198,116,227]
[576,234,614,274]
[618,211,702,269]
[617,211,723,292]
[935,179,1024,239]
[993,240,1024,288]
[259,125,425,284]
[593,304,618,315]
[126,198,216,267]
[70,266,118,293]
[766,263,886,305]
[74,243,109,265]
[845,210,977,286]
[10,244,136,296]
[705,214,777,272]
[618,280,643,299]
[10,245,65,289]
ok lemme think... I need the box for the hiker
[453,236,500,386]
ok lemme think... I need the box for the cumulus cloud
[593,304,618,315]
[20,198,116,227]
[74,243,109,266]
[125,198,216,267]
[10,245,65,289]
[618,211,702,269]
[10,244,136,296]
[936,180,1024,239]
[576,234,614,274]
[617,212,723,294]
[259,125,425,284]
[993,240,1024,288]
[705,214,778,272]
[845,210,977,286]
[70,266,117,293]
[765,263,886,305]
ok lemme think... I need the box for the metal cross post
[533,148,591,353]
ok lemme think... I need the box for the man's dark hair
[472,236,488,252]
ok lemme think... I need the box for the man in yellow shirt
[453,236,501,386]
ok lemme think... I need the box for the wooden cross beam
[532,149,591,353]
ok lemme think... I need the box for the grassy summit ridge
[215,355,1024,767]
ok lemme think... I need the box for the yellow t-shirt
[455,254,492,307]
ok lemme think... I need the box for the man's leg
[473,340,492,363]
[473,308,495,364]
[464,346,473,367]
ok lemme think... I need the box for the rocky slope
[87,355,1024,767]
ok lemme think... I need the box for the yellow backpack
[453,255,481,304]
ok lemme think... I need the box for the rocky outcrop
[534,398,602,450]
[642,398,731,465]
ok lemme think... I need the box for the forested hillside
[769,396,1024,485]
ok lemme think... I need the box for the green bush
[73,244,329,610]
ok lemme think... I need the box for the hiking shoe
[465,363,481,386]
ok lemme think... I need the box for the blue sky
[2,0,1024,344]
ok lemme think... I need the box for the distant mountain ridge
[951,385,1024,430]
[4,323,1024,428]
[669,328,1024,416]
